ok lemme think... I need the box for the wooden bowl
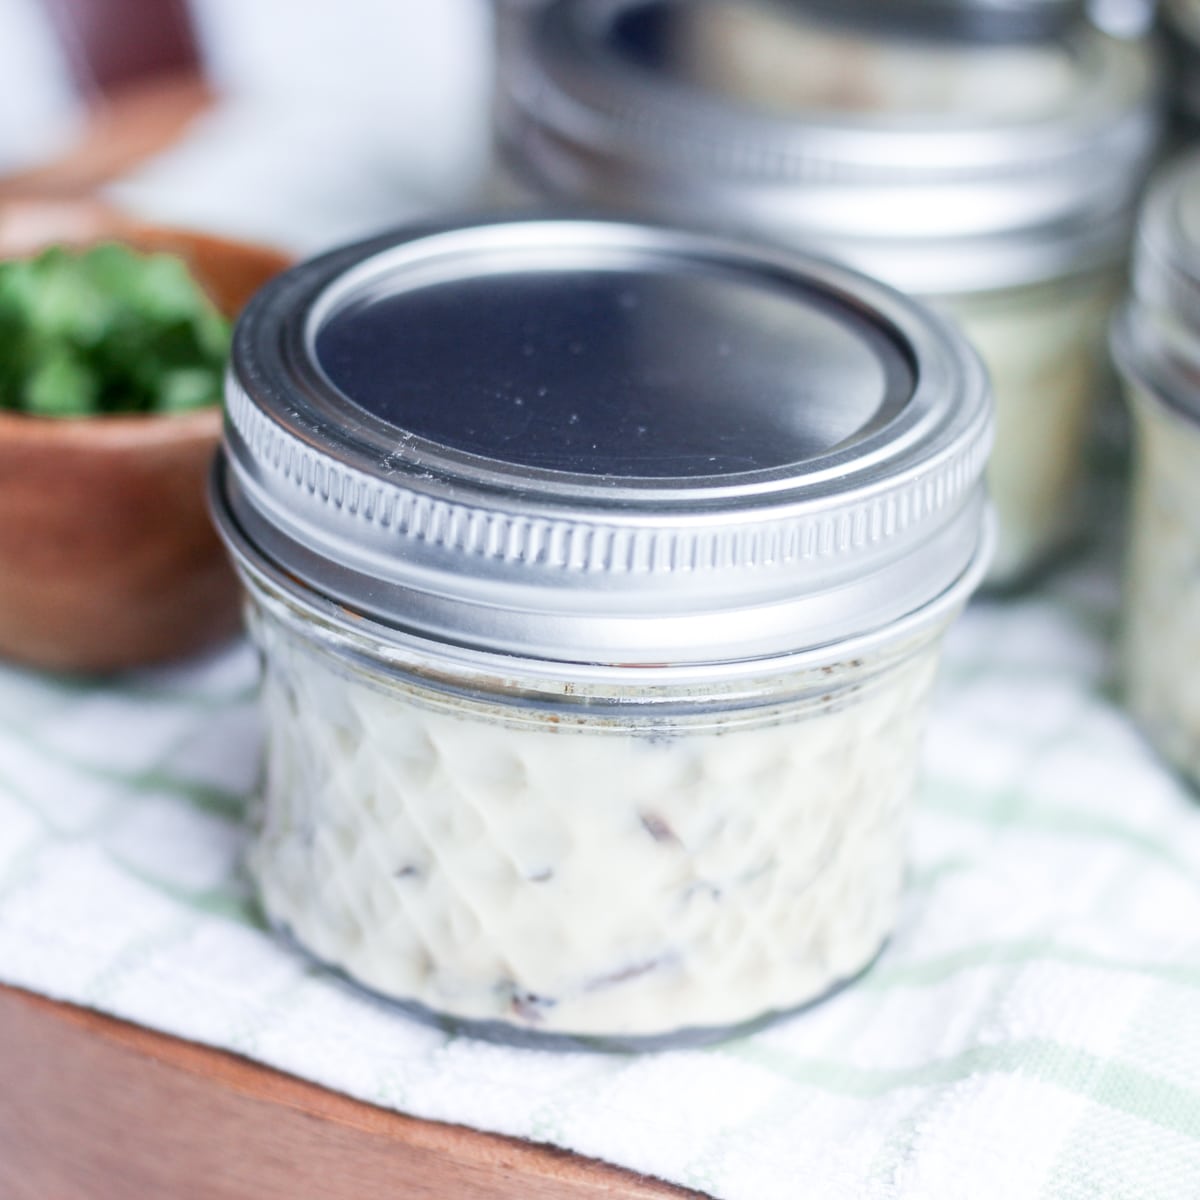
[0,200,289,673]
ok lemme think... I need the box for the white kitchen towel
[3,526,1200,1200]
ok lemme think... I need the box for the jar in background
[1112,151,1200,790]
[212,217,993,1047]
[490,0,553,207]
[496,0,1159,585]
[1161,0,1200,135]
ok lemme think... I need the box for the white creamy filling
[947,274,1116,586]
[248,614,942,1039]
[1123,386,1200,788]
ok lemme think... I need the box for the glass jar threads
[496,0,1159,584]
[213,216,992,1047]
[1112,152,1200,790]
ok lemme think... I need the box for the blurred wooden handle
[0,72,211,200]
[0,984,699,1200]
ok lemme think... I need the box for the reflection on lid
[315,263,912,479]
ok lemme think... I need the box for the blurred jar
[491,0,551,205]
[213,216,992,1046]
[1112,151,1200,790]
[494,0,548,53]
[1161,0,1200,136]
[496,0,1160,585]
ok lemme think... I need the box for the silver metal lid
[1112,150,1200,427]
[498,0,1159,294]
[215,217,992,666]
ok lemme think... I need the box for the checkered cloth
[3,492,1200,1198]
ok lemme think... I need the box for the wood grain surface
[0,985,702,1200]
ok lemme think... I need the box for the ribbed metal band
[225,372,990,581]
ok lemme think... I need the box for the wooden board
[0,984,701,1200]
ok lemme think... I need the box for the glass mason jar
[1112,152,1200,790]
[212,217,993,1048]
[495,0,1159,586]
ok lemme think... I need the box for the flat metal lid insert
[314,253,913,479]
[217,217,992,665]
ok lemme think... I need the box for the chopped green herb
[0,242,232,417]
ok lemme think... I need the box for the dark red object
[39,0,200,99]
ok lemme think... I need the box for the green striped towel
[1,533,1198,1199]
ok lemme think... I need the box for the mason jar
[495,0,1158,585]
[212,216,992,1048]
[1112,152,1200,790]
